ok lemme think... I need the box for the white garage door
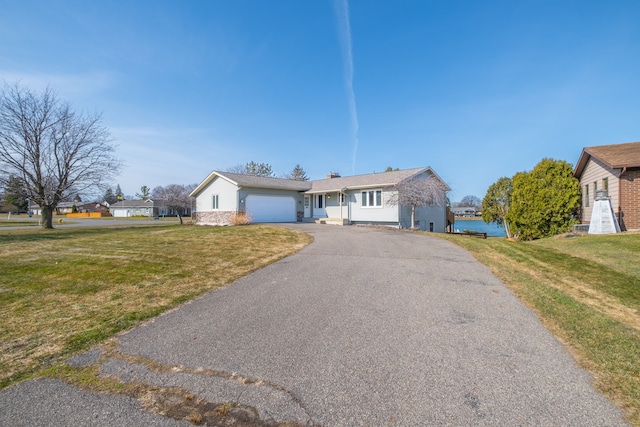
[245,195,296,223]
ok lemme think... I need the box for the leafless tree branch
[0,82,122,228]
[388,173,448,228]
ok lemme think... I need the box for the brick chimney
[326,172,341,179]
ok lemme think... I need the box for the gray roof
[110,199,155,208]
[306,167,436,193]
[56,202,77,208]
[191,171,311,196]
[218,172,312,191]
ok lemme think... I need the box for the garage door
[245,195,296,223]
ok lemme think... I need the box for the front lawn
[0,224,312,390]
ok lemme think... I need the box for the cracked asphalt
[0,224,629,426]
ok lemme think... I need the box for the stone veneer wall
[195,211,235,226]
[620,168,640,231]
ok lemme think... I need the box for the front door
[315,194,325,217]
[304,195,311,218]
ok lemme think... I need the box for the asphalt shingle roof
[110,200,155,208]
[574,141,640,177]
[306,167,427,193]
[217,172,312,191]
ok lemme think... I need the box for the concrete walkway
[0,224,628,426]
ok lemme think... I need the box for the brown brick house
[574,141,640,231]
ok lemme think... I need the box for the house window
[212,194,219,210]
[316,194,324,209]
[361,190,382,207]
[584,185,589,207]
[603,177,608,192]
[593,181,597,192]
[340,193,345,203]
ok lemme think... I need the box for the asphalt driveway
[0,224,628,426]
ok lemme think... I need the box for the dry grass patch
[435,232,640,425]
[0,224,312,390]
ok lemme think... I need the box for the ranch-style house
[190,167,451,232]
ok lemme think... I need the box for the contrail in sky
[334,0,359,173]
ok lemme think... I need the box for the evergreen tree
[505,158,581,240]
[103,187,118,204]
[4,175,28,212]
[289,164,309,181]
[135,185,151,200]
[245,161,274,177]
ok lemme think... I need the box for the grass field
[438,232,640,425]
[0,224,312,390]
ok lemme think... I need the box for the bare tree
[151,184,196,224]
[0,83,122,228]
[459,194,481,207]
[388,174,448,229]
[225,164,247,174]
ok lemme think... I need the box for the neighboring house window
[603,177,608,192]
[361,190,382,207]
[212,194,219,210]
[585,185,589,207]
[593,181,597,192]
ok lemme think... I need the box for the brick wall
[195,211,235,226]
[619,168,640,231]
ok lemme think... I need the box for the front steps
[314,218,350,226]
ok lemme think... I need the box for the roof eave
[190,171,239,197]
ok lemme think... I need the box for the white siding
[400,205,447,232]
[196,176,239,213]
[580,158,620,223]
[323,192,349,219]
[349,188,399,223]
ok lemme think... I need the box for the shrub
[228,211,252,226]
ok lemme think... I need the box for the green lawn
[0,224,312,390]
[437,232,640,425]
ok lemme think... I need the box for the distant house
[55,202,76,215]
[109,199,158,218]
[574,141,640,231]
[77,202,111,215]
[190,167,451,232]
[451,206,479,217]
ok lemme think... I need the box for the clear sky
[2,0,639,201]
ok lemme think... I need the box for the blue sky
[2,0,639,201]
